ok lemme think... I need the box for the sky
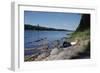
[24,11,82,30]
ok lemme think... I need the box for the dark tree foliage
[24,24,73,31]
[76,14,90,32]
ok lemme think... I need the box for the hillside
[70,14,90,40]
[68,14,90,59]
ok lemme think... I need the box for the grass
[66,29,90,59]
[67,29,90,42]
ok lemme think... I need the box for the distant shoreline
[25,29,72,31]
[24,24,74,32]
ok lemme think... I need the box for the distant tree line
[24,24,73,31]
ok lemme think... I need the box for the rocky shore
[24,39,90,61]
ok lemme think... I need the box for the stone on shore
[50,48,60,55]
[35,52,50,61]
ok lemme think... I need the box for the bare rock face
[36,40,89,61]
[44,48,61,60]
[44,55,57,60]
[55,50,74,60]
[35,52,50,61]
[44,48,64,60]
[55,51,67,60]
[50,48,60,55]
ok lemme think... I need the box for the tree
[76,14,90,32]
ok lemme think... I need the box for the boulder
[35,52,50,61]
[50,48,60,55]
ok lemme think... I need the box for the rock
[50,48,60,55]
[35,52,50,61]
[44,55,58,60]
[55,50,72,59]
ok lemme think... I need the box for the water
[24,30,72,49]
